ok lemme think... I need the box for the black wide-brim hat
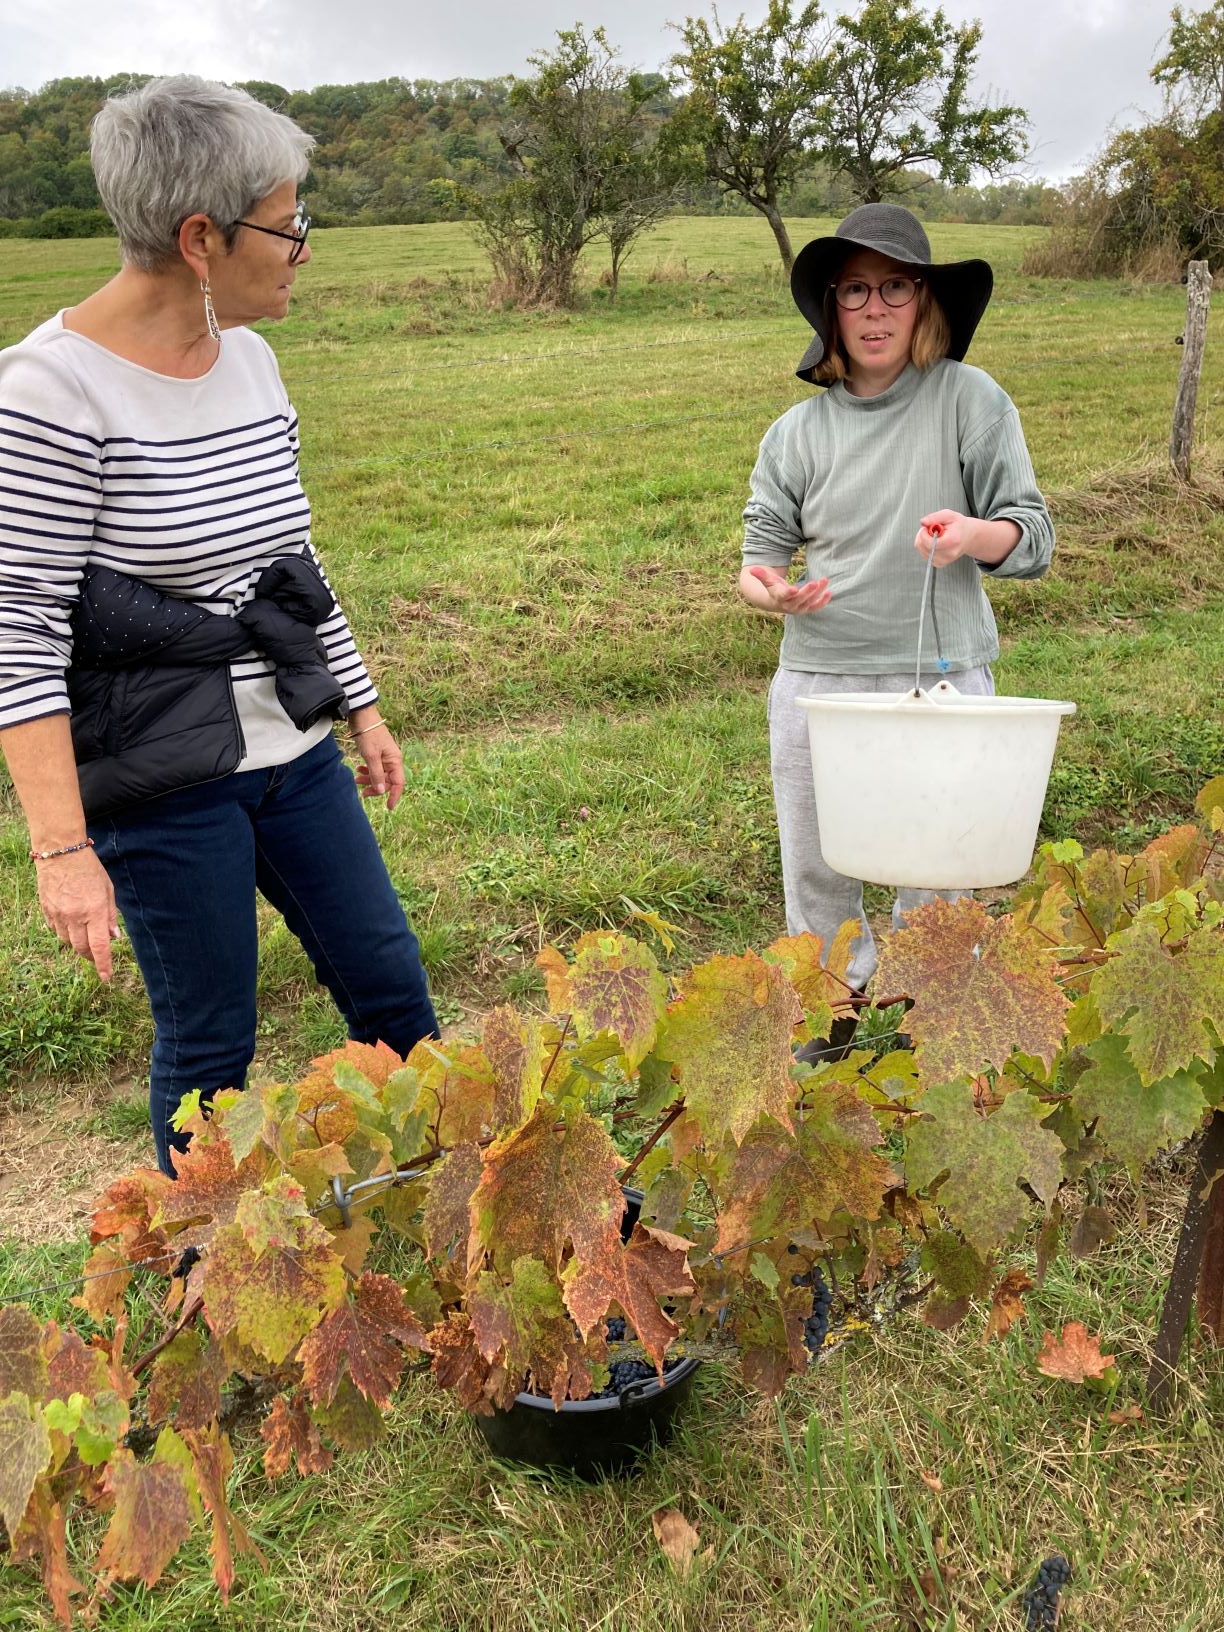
[790,203,993,381]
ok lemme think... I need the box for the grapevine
[0,777,1220,1622]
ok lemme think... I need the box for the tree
[1154,1,1224,120]
[670,1,830,272]
[816,0,1028,204]
[459,25,678,308]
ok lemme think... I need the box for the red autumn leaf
[423,1142,483,1264]
[468,1101,625,1277]
[483,1005,548,1130]
[42,1325,110,1404]
[874,897,1069,1083]
[156,1134,268,1250]
[428,1313,496,1416]
[182,1425,263,1602]
[563,1222,695,1374]
[537,930,669,1070]
[311,1039,403,1089]
[656,951,800,1147]
[9,1484,82,1626]
[94,1448,195,1589]
[89,1171,172,1262]
[299,1272,429,1410]
[145,1330,228,1430]
[260,1392,334,1479]
[1035,1321,1116,1382]
[468,1256,598,1407]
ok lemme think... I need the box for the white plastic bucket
[797,681,1076,888]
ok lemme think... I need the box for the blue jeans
[89,736,438,1174]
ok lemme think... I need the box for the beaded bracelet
[30,837,95,862]
[351,718,387,739]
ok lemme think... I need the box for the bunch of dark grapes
[1022,1554,1071,1629]
[594,1316,680,1398]
[792,1265,832,1355]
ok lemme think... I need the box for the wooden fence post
[1170,259,1213,481]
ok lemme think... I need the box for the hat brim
[790,234,993,381]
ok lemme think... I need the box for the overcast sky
[0,0,1176,181]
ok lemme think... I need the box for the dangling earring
[201,278,221,342]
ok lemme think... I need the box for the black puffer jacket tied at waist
[68,554,350,819]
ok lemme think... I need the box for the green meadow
[1,218,1223,1630]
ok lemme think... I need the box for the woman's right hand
[744,565,832,615]
[35,849,120,982]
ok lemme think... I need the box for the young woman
[740,203,1054,993]
[0,77,438,1172]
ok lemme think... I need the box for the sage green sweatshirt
[741,359,1054,674]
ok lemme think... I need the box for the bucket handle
[913,523,949,695]
[899,679,961,706]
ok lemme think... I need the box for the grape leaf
[563,1223,695,1373]
[1072,1034,1208,1181]
[145,1330,227,1430]
[1070,1205,1117,1258]
[330,1212,379,1278]
[0,1391,51,1541]
[655,951,800,1147]
[215,1081,299,1165]
[90,1171,172,1263]
[905,1082,1065,1254]
[1035,1321,1115,1382]
[156,1133,269,1250]
[714,1082,897,1257]
[468,1255,598,1406]
[43,1325,109,1403]
[765,922,858,1020]
[94,1446,195,1589]
[0,1306,48,1400]
[483,1005,547,1130]
[203,1189,346,1365]
[312,1376,387,1451]
[422,1142,483,1263]
[1139,824,1209,898]
[428,1313,496,1415]
[469,1102,624,1277]
[651,1507,706,1577]
[182,1425,262,1602]
[72,1242,131,1323]
[299,1272,428,1409]
[1091,920,1224,1085]
[874,898,1068,1083]
[537,931,669,1070]
[408,1037,496,1147]
[921,1230,991,1299]
[260,1391,334,1479]
[9,1483,81,1626]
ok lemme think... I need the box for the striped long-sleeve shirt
[742,359,1055,675]
[0,312,377,768]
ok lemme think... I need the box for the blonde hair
[811,278,951,386]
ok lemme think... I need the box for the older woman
[0,76,438,1173]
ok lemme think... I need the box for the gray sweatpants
[768,665,996,990]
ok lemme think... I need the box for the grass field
[1,216,1223,1630]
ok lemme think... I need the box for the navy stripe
[0,464,102,498]
[102,413,286,449]
[94,474,301,518]
[100,459,296,501]
[94,499,310,537]
[100,429,288,467]
[0,406,102,447]
[0,425,102,468]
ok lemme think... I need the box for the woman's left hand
[349,711,405,811]
[914,510,976,567]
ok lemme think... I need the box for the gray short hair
[91,76,314,270]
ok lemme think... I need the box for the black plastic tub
[472,1188,702,1479]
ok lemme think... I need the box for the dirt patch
[0,1080,153,1246]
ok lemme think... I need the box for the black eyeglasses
[831,275,921,311]
[234,203,311,264]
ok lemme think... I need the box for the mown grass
[1,216,1221,1085]
[1,213,1223,1625]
